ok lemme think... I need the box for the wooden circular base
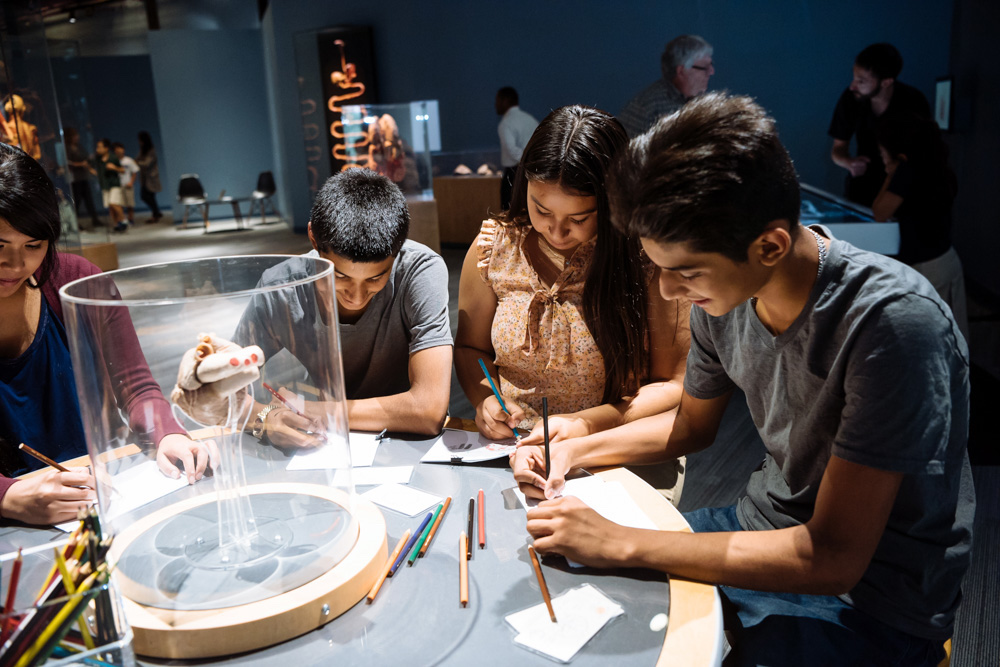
[109,483,387,659]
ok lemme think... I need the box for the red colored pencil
[477,489,485,548]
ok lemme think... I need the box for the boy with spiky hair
[519,93,972,666]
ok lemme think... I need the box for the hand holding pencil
[475,358,525,441]
[259,383,326,449]
[4,447,95,525]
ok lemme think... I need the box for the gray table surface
[1,432,671,666]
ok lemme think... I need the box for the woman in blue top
[0,143,209,525]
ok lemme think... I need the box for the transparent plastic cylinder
[59,255,357,613]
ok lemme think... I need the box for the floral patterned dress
[477,219,605,427]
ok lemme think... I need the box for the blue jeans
[683,506,946,667]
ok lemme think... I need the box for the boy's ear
[307,221,318,250]
[754,220,793,267]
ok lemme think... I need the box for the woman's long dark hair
[138,131,154,158]
[500,105,648,403]
[0,142,61,286]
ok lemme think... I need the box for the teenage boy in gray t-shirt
[235,169,452,442]
[516,94,972,666]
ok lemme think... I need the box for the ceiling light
[68,10,77,23]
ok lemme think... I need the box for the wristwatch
[251,404,279,441]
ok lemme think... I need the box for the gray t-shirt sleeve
[683,305,736,399]
[401,252,453,355]
[833,294,965,475]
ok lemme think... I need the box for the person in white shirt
[496,87,539,210]
[113,142,140,227]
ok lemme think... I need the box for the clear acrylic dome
[59,255,386,657]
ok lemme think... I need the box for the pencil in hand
[542,397,551,480]
[18,443,69,473]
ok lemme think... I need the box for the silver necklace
[808,227,827,279]
[751,227,827,310]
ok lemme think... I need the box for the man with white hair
[619,35,715,138]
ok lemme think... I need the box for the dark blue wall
[263,0,953,231]
[54,54,165,213]
[148,29,274,219]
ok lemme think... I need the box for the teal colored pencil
[408,503,443,565]
[477,358,510,414]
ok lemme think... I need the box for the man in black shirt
[828,43,930,206]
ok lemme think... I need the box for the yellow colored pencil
[54,547,95,649]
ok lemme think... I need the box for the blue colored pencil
[389,511,433,576]
[477,358,511,415]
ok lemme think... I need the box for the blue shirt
[0,296,88,477]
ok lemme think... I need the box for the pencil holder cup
[1,542,136,667]
[59,256,387,658]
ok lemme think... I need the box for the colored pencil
[477,358,511,415]
[466,498,474,560]
[419,496,451,557]
[409,503,442,566]
[390,512,433,576]
[459,532,469,607]
[261,382,306,417]
[477,489,485,549]
[53,547,95,650]
[3,548,21,615]
[542,397,551,479]
[528,545,557,622]
[17,443,69,473]
[367,529,410,603]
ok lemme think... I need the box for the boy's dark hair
[112,141,125,151]
[855,43,903,81]
[609,92,801,263]
[309,168,409,262]
[496,86,519,106]
[0,142,61,286]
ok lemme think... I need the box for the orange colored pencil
[459,532,469,607]
[528,545,557,622]
[418,496,451,557]
[477,489,485,548]
[366,529,410,603]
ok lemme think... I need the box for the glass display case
[0,6,86,247]
[431,149,503,178]
[334,100,438,195]
[292,26,437,196]
[800,183,899,255]
[59,255,387,659]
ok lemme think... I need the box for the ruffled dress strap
[476,219,502,283]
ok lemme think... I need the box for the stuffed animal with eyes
[171,333,264,425]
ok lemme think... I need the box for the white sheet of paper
[107,460,190,520]
[506,584,624,662]
[286,431,381,471]
[336,466,413,486]
[419,428,517,463]
[361,483,442,516]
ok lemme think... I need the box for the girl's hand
[156,433,218,483]
[1,468,95,525]
[475,394,525,440]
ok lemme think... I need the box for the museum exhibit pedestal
[64,242,119,271]
[406,194,441,252]
[433,175,501,245]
